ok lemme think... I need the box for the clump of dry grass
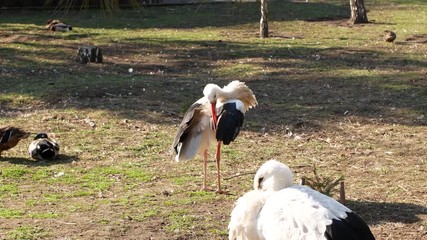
[303,165,344,197]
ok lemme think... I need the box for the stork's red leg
[215,141,226,194]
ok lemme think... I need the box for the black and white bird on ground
[28,133,60,161]
[229,160,375,240]
[46,19,72,32]
[172,81,257,193]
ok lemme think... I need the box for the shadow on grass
[0,1,349,29]
[347,200,427,225]
[1,37,426,129]
[0,2,426,130]
[0,154,79,166]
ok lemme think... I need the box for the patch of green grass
[170,175,196,186]
[127,194,158,207]
[41,194,63,204]
[25,193,64,207]
[126,208,160,222]
[31,169,52,181]
[123,168,152,182]
[1,168,30,178]
[66,190,93,197]
[0,184,20,196]
[75,166,152,192]
[165,191,221,207]
[209,228,229,236]
[67,202,98,213]
[29,211,60,219]
[127,131,169,157]
[0,93,40,106]
[221,148,243,161]
[0,208,25,219]
[166,209,198,232]
[215,63,264,78]
[99,219,110,224]
[6,226,48,240]
[163,198,192,207]
[25,199,37,207]
[188,191,215,198]
[187,191,225,202]
[382,83,414,91]
[34,169,112,193]
[110,197,130,206]
[81,178,114,191]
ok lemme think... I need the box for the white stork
[172,81,257,193]
[229,160,375,240]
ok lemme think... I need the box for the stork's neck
[203,81,257,111]
[216,88,234,103]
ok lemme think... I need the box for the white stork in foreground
[172,81,257,193]
[229,160,375,240]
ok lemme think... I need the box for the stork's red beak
[210,102,218,130]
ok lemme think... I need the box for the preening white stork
[229,160,375,240]
[172,81,257,193]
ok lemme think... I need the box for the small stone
[54,172,65,178]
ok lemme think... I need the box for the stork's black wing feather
[325,212,375,240]
[216,102,244,145]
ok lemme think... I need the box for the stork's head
[203,83,222,129]
[203,84,221,103]
[254,160,293,191]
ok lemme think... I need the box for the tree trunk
[260,0,269,38]
[348,0,368,25]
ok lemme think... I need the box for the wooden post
[339,181,346,204]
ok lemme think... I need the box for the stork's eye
[257,177,264,189]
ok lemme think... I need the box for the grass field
[0,0,426,239]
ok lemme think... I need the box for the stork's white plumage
[229,160,375,240]
[172,81,257,193]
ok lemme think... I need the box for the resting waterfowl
[384,30,396,42]
[46,19,72,32]
[0,126,30,157]
[28,133,60,161]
